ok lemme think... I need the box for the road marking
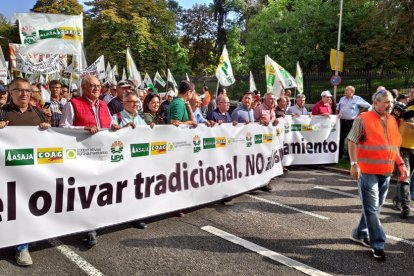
[314,186,392,205]
[49,239,104,276]
[246,195,329,220]
[201,225,332,276]
[387,235,414,247]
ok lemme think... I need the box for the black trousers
[339,119,354,159]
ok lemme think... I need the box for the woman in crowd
[142,93,164,125]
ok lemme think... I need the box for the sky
[2,0,212,20]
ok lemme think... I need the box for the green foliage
[31,0,83,15]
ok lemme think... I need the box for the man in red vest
[347,89,408,261]
[60,75,112,247]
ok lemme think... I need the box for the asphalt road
[1,167,413,276]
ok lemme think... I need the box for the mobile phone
[43,102,51,109]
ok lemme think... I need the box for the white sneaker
[15,249,33,266]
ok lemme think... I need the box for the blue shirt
[231,104,254,123]
[337,95,371,120]
[207,108,232,123]
[193,107,207,123]
[111,109,146,127]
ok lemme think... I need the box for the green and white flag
[15,13,83,55]
[112,65,118,77]
[216,45,235,86]
[167,69,178,93]
[126,47,142,88]
[265,55,297,97]
[0,46,8,84]
[121,67,126,81]
[154,71,166,87]
[105,61,111,83]
[249,71,257,92]
[296,61,304,94]
[144,73,157,94]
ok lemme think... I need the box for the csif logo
[5,149,35,166]
[37,148,64,164]
[263,134,273,143]
[131,143,150,157]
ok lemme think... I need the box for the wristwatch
[350,161,358,166]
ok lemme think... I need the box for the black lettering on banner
[246,154,255,176]
[78,185,97,209]
[55,178,64,213]
[7,181,16,221]
[168,163,182,192]
[29,191,52,216]
[205,167,216,185]
[256,153,264,174]
[134,173,144,199]
[283,138,337,155]
[67,177,76,212]
[97,183,113,206]
[154,174,167,195]
[116,180,128,203]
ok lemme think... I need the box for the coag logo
[203,138,216,149]
[37,148,64,164]
[131,143,150,157]
[246,132,253,147]
[254,134,263,144]
[216,137,227,148]
[151,142,167,155]
[193,135,201,153]
[301,124,313,131]
[5,148,35,166]
[111,141,124,162]
[263,134,273,143]
[66,149,77,160]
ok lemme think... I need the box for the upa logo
[111,141,124,162]
[246,132,253,147]
[284,122,291,133]
[151,141,167,155]
[37,148,64,164]
[254,134,263,144]
[21,25,38,44]
[263,134,273,143]
[193,135,201,153]
[66,149,77,160]
[131,143,150,157]
[5,148,34,166]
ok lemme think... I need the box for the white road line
[49,239,104,276]
[314,187,414,247]
[314,186,392,205]
[201,225,332,276]
[246,195,329,220]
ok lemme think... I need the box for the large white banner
[279,115,340,165]
[0,124,283,248]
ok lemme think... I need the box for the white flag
[78,55,105,80]
[126,47,142,88]
[112,65,118,77]
[121,68,126,81]
[265,55,297,97]
[167,69,178,93]
[296,61,304,94]
[154,71,166,87]
[186,73,190,82]
[105,62,111,82]
[249,71,257,92]
[215,45,235,86]
[143,73,153,86]
[15,13,83,55]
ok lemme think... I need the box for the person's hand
[111,124,121,131]
[42,108,52,117]
[398,164,409,181]
[39,122,51,129]
[204,121,211,127]
[232,121,238,126]
[337,113,342,119]
[218,120,224,125]
[209,120,216,127]
[350,163,361,180]
[85,126,99,134]
[245,120,250,125]
[149,122,155,129]
[126,122,136,129]
[188,121,197,128]
[0,121,9,129]
[273,119,279,126]
[260,119,269,126]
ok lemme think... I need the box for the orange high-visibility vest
[357,111,401,175]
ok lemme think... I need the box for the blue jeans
[16,243,28,252]
[352,173,390,250]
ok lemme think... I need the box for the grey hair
[345,86,355,93]
[263,92,275,99]
[372,90,392,103]
[123,91,138,101]
[296,93,306,99]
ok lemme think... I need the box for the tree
[31,0,83,15]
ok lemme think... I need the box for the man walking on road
[347,89,408,261]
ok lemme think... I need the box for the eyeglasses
[125,100,140,104]
[219,102,230,105]
[11,88,32,94]
[89,84,101,89]
[32,90,41,93]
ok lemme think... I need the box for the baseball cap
[117,80,132,88]
[166,90,176,97]
[321,90,332,97]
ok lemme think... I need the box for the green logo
[254,135,263,144]
[131,143,150,157]
[5,149,35,166]
[291,124,301,131]
[203,138,216,149]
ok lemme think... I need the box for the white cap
[321,90,332,97]
[166,90,176,97]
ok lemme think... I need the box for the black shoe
[372,249,385,261]
[401,206,410,219]
[393,199,402,211]
[86,231,97,247]
[134,221,147,229]
[260,184,272,192]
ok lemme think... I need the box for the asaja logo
[151,141,167,155]
[37,148,64,164]
[254,134,263,144]
[246,132,253,147]
[5,148,34,166]
[111,141,124,162]
[66,149,77,160]
[263,134,273,143]
[131,143,149,157]
[203,138,216,149]
[301,124,313,131]
[193,135,201,153]
[291,124,301,131]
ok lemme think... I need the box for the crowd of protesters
[1,75,414,264]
